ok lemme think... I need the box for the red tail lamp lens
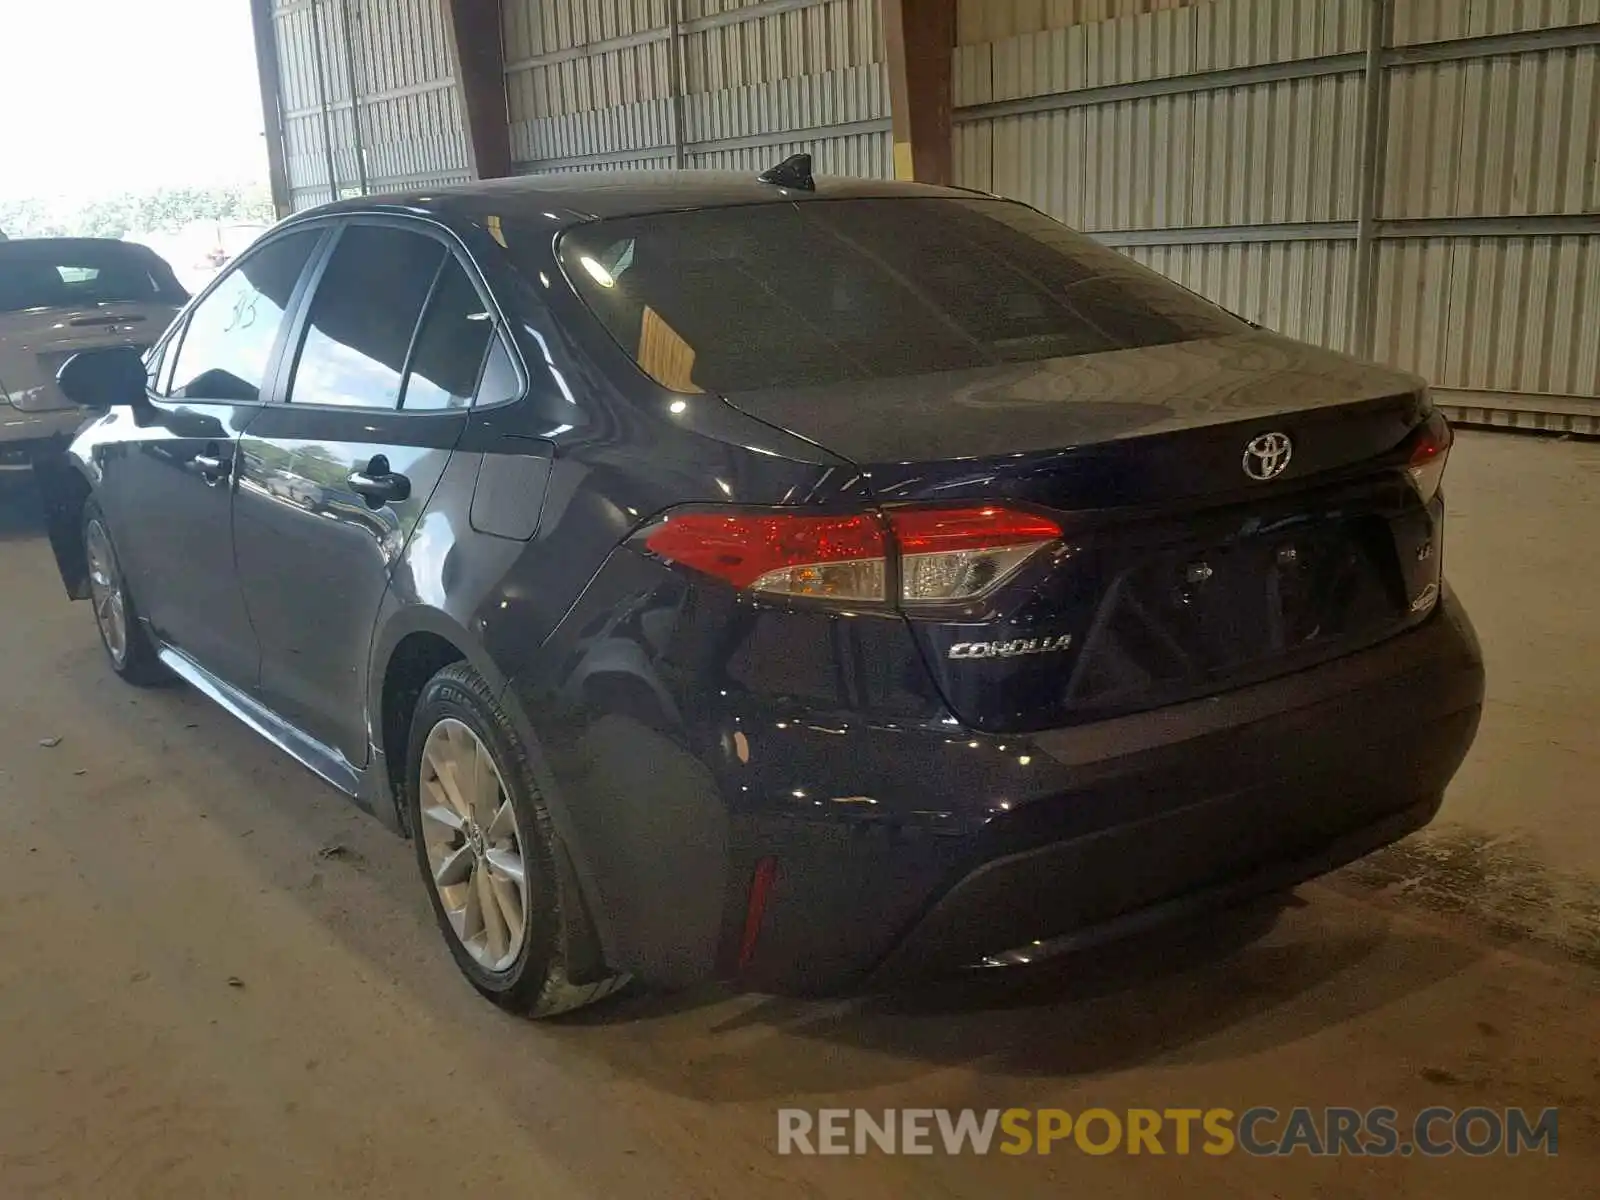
[889,506,1063,553]
[642,511,887,599]
[642,505,1062,604]
[1406,418,1453,503]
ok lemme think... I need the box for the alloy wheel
[85,518,128,667]
[418,717,529,972]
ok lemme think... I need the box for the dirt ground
[0,430,1596,1198]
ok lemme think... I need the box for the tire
[82,502,167,686]
[406,662,627,1017]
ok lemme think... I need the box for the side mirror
[56,346,147,409]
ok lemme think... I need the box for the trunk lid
[724,330,1443,734]
[0,303,177,411]
[720,331,1430,506]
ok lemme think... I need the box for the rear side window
[402,258,498,411]
[289,225,444,410]
[169,230,320,402]
[474,338,521,407]
[550,198,1242,394]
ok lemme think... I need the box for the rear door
[233,218,512,766]
[95,228,324,688]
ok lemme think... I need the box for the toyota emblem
[1242,431,1293,481]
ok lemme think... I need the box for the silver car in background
[0,238,186,472]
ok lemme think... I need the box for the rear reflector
[642,504,1063,606]
[738,856,780,971]
[1405,416,1453,503]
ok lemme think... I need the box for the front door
[234,221,508,767]
[98,228,324,688]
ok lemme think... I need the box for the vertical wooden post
[444,0,513,180]
[880,0,957,184]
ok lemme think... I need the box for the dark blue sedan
[42,159,1484,1014]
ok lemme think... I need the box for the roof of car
[288,170,987,227]
[0,236,158,252]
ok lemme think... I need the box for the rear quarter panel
[364,228,876,974]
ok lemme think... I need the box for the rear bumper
[873,791,1446,984]
[0,406,86,468]
[738,590,1484,993]
[901,792,1441,975]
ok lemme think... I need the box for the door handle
[194,452,231,482]
[347,457,411,506]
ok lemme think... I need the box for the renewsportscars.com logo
[777,1107,1560,1158]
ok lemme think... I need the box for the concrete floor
[0,430,1595,1197]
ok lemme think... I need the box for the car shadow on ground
[542,890,1481,1101]
[0,474,49,541]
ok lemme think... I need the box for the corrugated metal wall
[954,0,1600,407]
[1372,234,1600,397]
[956,0,1206,46]
[1376,6,1600,402]
[270,0,471,210]
[502,0,892,177]
[953,0,1369,353]
[258,0,1598,413]
[1127,238,1361,351]
[1392,0,1600,43]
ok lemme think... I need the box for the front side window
[549,198,1243,395]
[143,339,166,391]
[168,230,320,402]
[288,225,444,410]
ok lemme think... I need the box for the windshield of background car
[549,198,1244,394]
[0,240,187,313]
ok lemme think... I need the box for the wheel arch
[367,605,492,833]
[366,603,621,971]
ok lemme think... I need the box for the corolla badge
[949,635,1073,660]
[1410,582,1439,613]
[1242,431,1294,481]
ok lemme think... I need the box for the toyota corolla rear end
[0,238,185,469]
[511,185,1484,994]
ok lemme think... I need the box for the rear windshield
[550,198,1242,394]
[0,240,187,313]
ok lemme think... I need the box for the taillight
[642,511,887,601]
[640,504,1061,605]
[890,507,1062,602]
[1406,415,1453,503]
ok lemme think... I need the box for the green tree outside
[1,185,274,240]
